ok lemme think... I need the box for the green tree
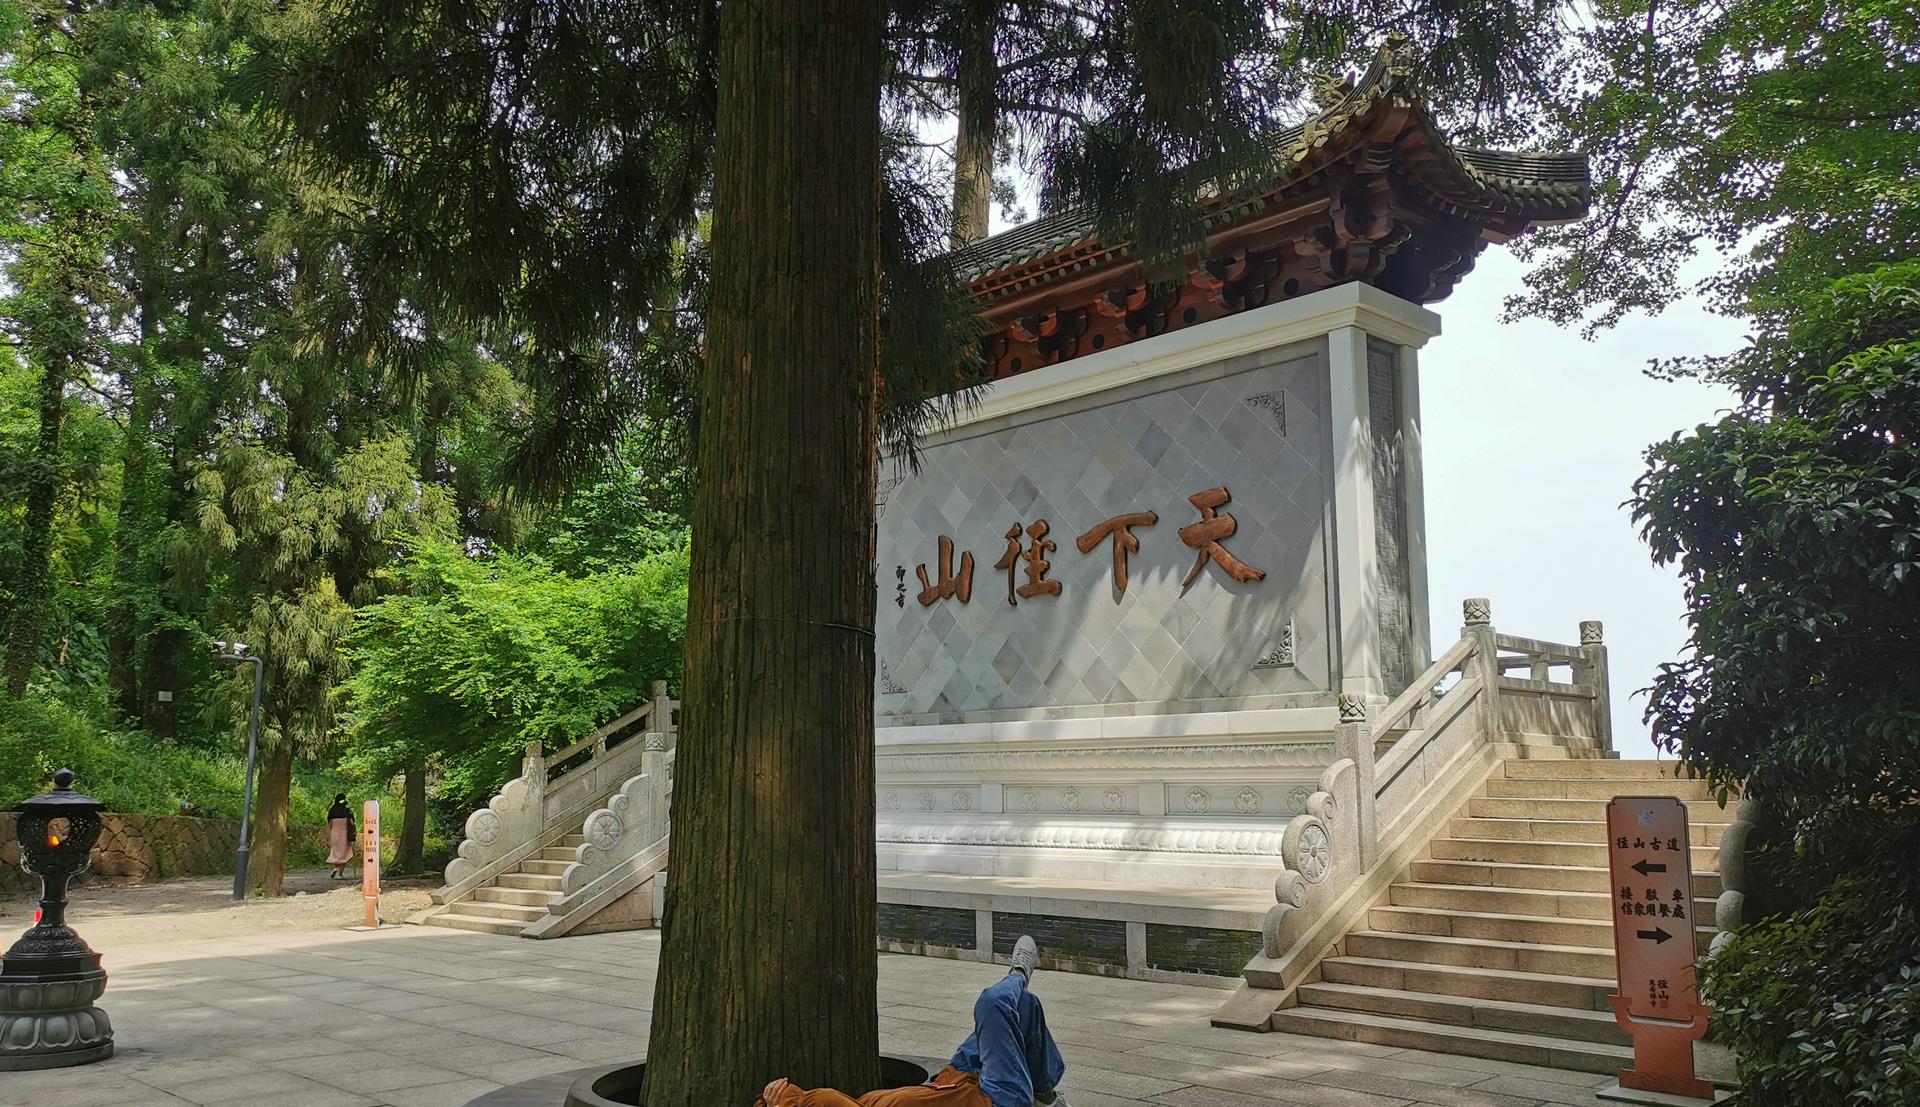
[84,0,287,731]
[1513,0,1920,331]
[339,536,689,812]
[0,0,117,696]
[1516,2,1920,1098]
[1632,261,1920,1103]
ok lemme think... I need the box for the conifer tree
[0,1,117,696]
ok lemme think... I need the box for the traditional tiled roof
[949,41,1589,293]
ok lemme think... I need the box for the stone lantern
[0,769,113,1069]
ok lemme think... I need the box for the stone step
[1469,796,1741,823]
[1344,930,1615,978]
[560,834,587,846]
[1428,836,1720,871]
[1448,815,1730,846]
[1268,1005,1631,1076]
[455,899,550,923]
[497,872,566,892]
[422,911,526,936]
[1409,858,1723,898]
[538,846,579,861]
[1483,776,1716,801]
[1390,881,1616,920]
[1500,759,1699,782]
[1294,981,1630,1046]
[472,886,559,907]
[1366,906,1613,949]
[1490,742,1576,757]
[1388,880,1723,924]
[1320,955,1615,1011]
[518,859,571,876]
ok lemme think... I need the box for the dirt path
[0,868,436,950]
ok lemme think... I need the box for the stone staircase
[422,832,588,935]
[1268,757,1729,1074]
[415,682,677,939]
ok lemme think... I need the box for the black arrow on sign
[1636,927,1674,945]
[1631,859,1668,876]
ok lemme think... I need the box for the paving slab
[3,880,1630,1107]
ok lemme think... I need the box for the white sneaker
[1009,934,1039,979]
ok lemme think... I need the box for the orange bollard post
[361,800,379,927]
[346,800,393,931]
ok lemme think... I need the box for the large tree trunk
[3,357,69,697]
[393,762,427,875]
[107,344,157,721]
[644,1,885,1103]
[140,625,183,737]
[951,14,996,247]
[248,734,294,897]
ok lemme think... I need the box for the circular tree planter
[466,1054,944,1107]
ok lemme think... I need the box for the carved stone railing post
[1334,694,1377,870]
[1578,619,1613,752]
[1463,597,1502,746]
[650,679,675,749]
[522,740,547,804]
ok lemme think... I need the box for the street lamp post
[216,643,264,901]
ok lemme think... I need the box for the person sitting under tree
[759,936,1067,1107]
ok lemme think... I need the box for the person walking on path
[759,935,1067,1107]
[325,794,355,880]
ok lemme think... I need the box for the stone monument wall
[875,338,1332,721]
[0,812,289,894]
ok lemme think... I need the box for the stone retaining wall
[0,812,262,894]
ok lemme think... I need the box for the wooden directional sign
[1605,795,1714,1100]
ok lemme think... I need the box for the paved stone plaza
[3,909,1620,1107]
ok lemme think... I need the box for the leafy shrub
[0,691,395,868]
[1701,831,1920,1106]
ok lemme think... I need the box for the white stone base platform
[876,870,1274,986]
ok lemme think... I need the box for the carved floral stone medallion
[1234,787,1261,814]
[587,811,623,852]
[1184,788,1211,814]
[469,810,501,846]
[1019,788,1040,813]
[1103,788,1126,813]
[1060,787,1083,813]
[953,790,973,812]
[1297,822,1331,883]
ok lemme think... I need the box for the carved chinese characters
[993,520,1062,606]
[915,535,974,606]
[902,487,1262,606]
[1177,486,1265,591]
[1075,512,1158,593]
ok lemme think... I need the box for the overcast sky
[1418,250,1742,759]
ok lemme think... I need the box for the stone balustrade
[437,681,679,910]
[1238,598,1608,994]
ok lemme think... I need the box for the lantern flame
[47,833,60,848]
